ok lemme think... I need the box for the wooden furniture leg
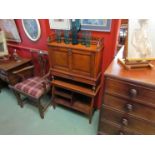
[13,90,24,108]
[52,86,56,109]
[89,97,94,124]
[37,99,44,119]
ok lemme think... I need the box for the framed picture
[0,19,21,42]
[22,19,41,42]
[80,19,112,32]
[127,19,155,60]
[49,19,71,30]
[0,31,8,57]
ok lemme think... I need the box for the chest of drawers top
[105,47,155,89]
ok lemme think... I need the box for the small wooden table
[0,59,32,90]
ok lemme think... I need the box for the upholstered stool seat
[14,77,50,99]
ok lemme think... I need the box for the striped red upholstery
[14,77,50,98]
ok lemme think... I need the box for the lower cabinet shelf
[54,87,73,99]
[51,79,100,123]
[53,95,90,115]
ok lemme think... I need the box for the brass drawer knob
[122,118,128,126]
[126,103,133,112]
[129,88,137,98]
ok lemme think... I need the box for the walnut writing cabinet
[98,47,155,134]
[48,37,103,123]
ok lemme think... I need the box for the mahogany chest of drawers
[98,47,155,135]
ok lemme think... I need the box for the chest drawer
[105,77,155,105]
[104,94,155,123]
[102,105,155,134]
[98,119,139,135]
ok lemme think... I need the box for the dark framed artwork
[80,19,112,32]
[22,19,41,41]
[0,19,21,42]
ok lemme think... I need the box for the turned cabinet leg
[89,115,92,124]
[13,91,24,108]
[89,97,94,124]
[51,86,56,109]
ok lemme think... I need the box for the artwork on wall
[22,19,41,42]
[127,19,155,60]
[80,19,112,32]
[49,19,71,30]
[0,19,21,42]
[0,31,8,57]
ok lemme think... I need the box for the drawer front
[104,94,155,123]
[105,77,155,105]
[98,119,137,135]
[101,106,155,134]
[98,119,122,135]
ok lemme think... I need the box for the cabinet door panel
[71,50,94,77]
[51,48,70,71]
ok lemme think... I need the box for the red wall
[8,19,121,108]
[92,19,121,108]
[8,19,50,56]
[8,19,51,75]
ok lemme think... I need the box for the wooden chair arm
[12,65,34,81]
[12,65,34,74]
